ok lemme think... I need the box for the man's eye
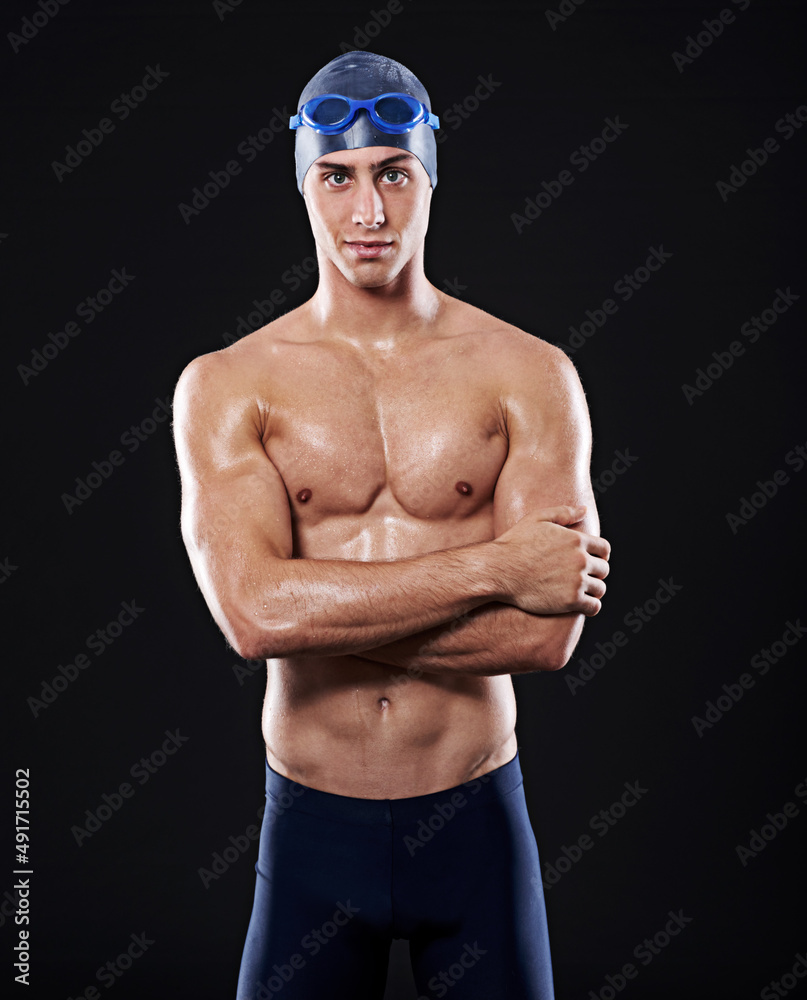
[384,170,404,183]
[329,173,348,185]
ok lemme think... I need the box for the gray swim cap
[291,51,438,196]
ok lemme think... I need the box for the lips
[344,241,392,259]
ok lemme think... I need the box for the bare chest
[260,340,508,529]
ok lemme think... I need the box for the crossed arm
[172,338,608,675]
[349,344,602,676]
[350,603,586,677]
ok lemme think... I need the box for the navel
[455,481,473,496]
[378,697,390,710]
[296,488,312,503]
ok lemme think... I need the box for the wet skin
[173,147,610,799]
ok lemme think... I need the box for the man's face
[302,145,432,289]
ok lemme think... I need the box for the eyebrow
[314,153,414,173]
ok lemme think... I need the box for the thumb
[534,504,587,525]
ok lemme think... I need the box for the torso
[230,292,526,799]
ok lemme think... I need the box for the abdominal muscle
[258,410,518,799]
[261,654,518,800]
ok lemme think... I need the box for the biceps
[493,359,597,536]
[177,461,293,646]
[181,463,293,563]
[492,448,596,537]
[171,357,298,644]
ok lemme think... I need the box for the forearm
[350,509,599,676]
[354,603,585,676]
[193,536,511,661]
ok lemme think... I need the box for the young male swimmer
[173,49,611,1000]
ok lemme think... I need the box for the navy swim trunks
[236,750,554,999]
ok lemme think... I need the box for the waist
[263,747,523,826]
[261,656,518,797]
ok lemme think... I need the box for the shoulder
[442,297,590,439]
[173,307,306,415]
[441,293,581,393]
[172,349,238,433]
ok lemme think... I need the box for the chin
[339,259,403,289]
[353,268,398,288]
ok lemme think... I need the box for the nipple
[455,481,472,496]
[296,488,312,503]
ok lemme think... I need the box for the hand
[493,505,611,616]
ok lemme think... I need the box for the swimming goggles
[289,93,440,135]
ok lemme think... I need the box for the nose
[351,176,385,229]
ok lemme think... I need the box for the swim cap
[292,51,438,196]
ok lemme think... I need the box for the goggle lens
[310,97,352,127]
[374,95,417,125]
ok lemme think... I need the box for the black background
[4,1,806,997]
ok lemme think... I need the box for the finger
[585,535,611,560]
[588,555,611,580]
[580,595,602,617]
[567,582,603,616]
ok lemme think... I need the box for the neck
[307,245,441,348]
